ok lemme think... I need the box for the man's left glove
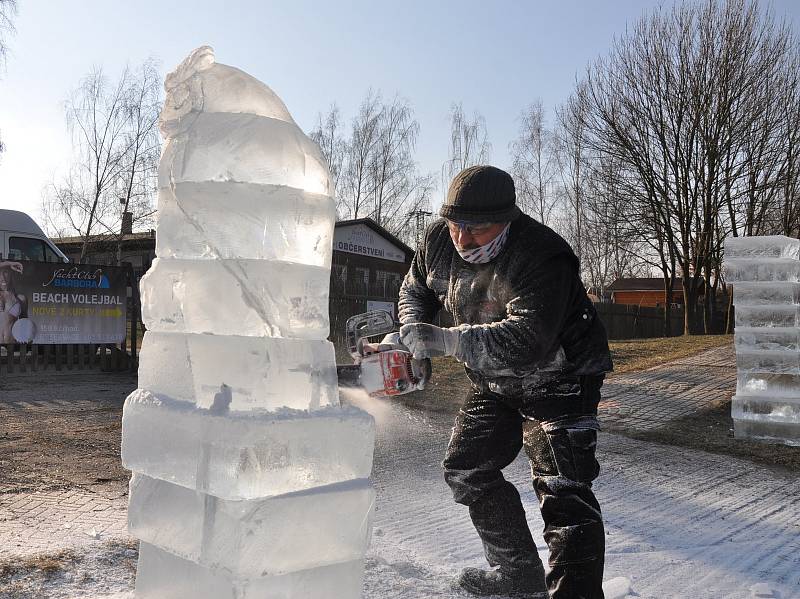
[399,323,461,359]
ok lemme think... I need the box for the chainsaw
[336,310,431,398]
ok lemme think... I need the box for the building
[55,231,157,277]
[607,277,686,308]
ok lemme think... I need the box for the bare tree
[0,0,15,65]
[42,62,162,263]
[554,84,590,267]
[309,104,346,207]
[339,91,383,221]
[366,95,434,237]
[509,100,558,225]
[310,92,435,244]
[441,102,491,194]
[575,0,796,334]
[0,0,17,156]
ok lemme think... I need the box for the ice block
[724,258,800,282]
[121,390,375,500]
[732,282,800,306]
[734,327,800,352]
[734,305,800,328]
[137,332,339,410]
[724,235,800,260]
[140,258,330,339]
[128,474,375,577]
[155,182,335,266]
[135,542,366,599]
[159,112,330,195]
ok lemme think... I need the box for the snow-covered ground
[3,394,798,598]
[362,397,800,599]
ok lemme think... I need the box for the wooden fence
[595,303,684,340]
[0,266,141,376]
[1,286,688,377]
[330,298,685,349]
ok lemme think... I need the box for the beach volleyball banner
[0,260,127,344]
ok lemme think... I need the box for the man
[398,165,613,599]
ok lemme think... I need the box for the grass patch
[616,399,800,472]
[0,549,77,578]
[403,335,734,412]
[609,334,733,374]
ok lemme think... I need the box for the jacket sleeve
[398,239,442,325]
[454,254,576,372]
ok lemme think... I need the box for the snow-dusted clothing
[399,213,610,598]
[398,214,612,399]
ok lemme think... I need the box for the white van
[0,209,69,263]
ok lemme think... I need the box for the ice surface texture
[726,235,800,445]
[122,390,375,500]
[734,305,800,328]
[725,235,800,260]
[156,182,335,266]
[124,46,372,597]
[135,542,365,599]
[140,258,330,338]
[733,282,800,306]
[128,474,375,577]
[160,46,294,137]
[138,332,339,411]
[735,327,800,352]
[160,113,330,195]
[724,258,800,282]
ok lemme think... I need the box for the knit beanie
[440,165,520,223]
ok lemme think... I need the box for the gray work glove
[399,323,461,359]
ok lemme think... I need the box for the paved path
[600,344,736,430]
[7,339,800,599]
[0,343,739,560]
[0,487,128,559]
[0,371,133,560]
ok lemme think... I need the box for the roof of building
[54,231,156,249]
[608,277,678,292]
[334,218,415,260]
[53,217,416,260]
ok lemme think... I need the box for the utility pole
[409,209,432,248]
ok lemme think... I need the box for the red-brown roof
[608,278,678,292]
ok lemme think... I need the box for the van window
[8,236,62,262]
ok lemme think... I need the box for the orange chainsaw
[336,310,431,398]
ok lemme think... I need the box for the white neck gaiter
[455,224,511,264]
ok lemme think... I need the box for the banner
[0,260,127,344]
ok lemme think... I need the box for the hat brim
[439,204,520,223]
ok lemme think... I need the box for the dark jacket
[398,215,613,396]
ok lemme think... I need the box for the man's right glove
[399,323,462,359]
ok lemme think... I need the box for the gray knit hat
[440,165,520,223]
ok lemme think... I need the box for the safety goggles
[445,219,497,236]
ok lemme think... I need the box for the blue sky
[1,0,798,221]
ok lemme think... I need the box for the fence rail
[0,343,129,375]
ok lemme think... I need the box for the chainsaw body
[337,310,431,398]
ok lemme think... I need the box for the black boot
[456,566,549,598]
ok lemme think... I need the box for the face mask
[455,223,511,264]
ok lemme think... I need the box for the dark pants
[443,376,605,599]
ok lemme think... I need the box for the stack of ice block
[725,234,800,445]
[121,46,376,598]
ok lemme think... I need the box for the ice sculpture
[725,234,800,445]
[121,46,376,598]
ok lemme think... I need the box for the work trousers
[443,375,606,599]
